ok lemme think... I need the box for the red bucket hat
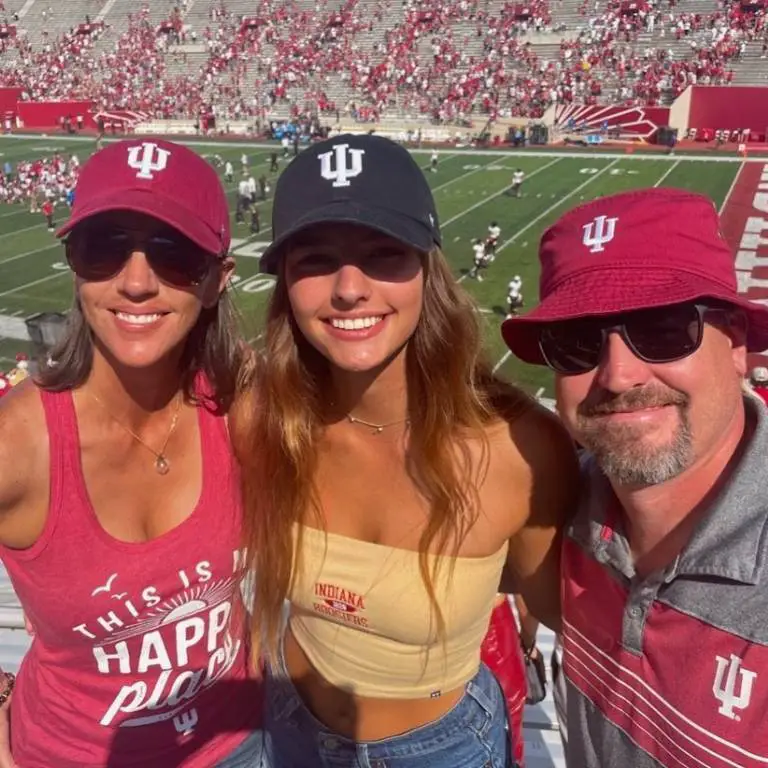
[57,138,230,257]
[501,187,768,365]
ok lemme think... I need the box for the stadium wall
[686,86,768,134]
[0,88,22,114]
[16,101,96,130]
[549,104,670,142]
[667,85,692,135]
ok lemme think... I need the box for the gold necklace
[346,414,410,435]
[88,391,183,475]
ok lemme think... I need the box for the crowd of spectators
[0,0,762,122]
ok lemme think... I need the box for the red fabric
[501,188,768,364]
[481,599,527,766]
[57,138,230,258]
[753,385,768,406]
[1,386,262,767]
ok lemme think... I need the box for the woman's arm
[502,407,580,633]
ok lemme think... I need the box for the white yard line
[442,157,562,228]
[653,158,681,187]
[431,155,503,195]
[0,242,59,267]
[492,350,512,374]
[461,159,620,287]
[0,271,68,297]
[718,161,746,214]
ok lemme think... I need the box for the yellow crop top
[288,524,509,699]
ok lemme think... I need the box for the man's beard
[576,385,693,486]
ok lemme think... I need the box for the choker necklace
[89,391,183,475]
[346,414,410,435]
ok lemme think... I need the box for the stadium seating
[0,0,764,122]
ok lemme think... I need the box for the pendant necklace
[89,391,182,475]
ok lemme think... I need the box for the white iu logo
[713,653,757,721]
[318,143,365,188]
[127,142,171,180]
[582,215,618,253]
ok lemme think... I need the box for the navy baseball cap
[259,133,442,274]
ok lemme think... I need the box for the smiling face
[73,210,233,371]
[283,222,425,374]
[555,309,748,487]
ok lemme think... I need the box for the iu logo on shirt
[127,142,171,180]
[713,653,757,721]
[318,143,365,188]
[582,215,618,253]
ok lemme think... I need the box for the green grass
[0,136,741,396]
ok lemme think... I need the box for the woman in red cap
[232,134,578,767]
[0,139,264,767]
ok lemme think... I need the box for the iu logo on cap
[318,143,365,188]
[127,142,171,180]
[582,215,618,253]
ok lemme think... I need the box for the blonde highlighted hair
[231,247,532,661]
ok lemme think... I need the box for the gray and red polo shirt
[563,395,768,768]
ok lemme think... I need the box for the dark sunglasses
[65,223,216,287]
[539,302,731,375]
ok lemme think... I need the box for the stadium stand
[0,0,766,123]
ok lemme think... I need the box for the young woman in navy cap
[233,134,579,767]
[0,139,266,767]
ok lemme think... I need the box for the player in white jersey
[511,168,525,198]
[506,275,523,317]
[468,239,490,281]
[224,161,234,183]
[430,150,438,173]
[236,175,251,223]
[486,221,501,260]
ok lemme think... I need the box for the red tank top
[1,387,262,768]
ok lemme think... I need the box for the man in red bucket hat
[502,188,768,767]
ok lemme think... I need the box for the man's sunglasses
[539,302,732,374]
[65,223,217,287]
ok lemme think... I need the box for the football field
[0,136,743,396]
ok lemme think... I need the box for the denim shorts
[214,729,266,768]
[264,643,514,768]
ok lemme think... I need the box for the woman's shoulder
[0,380,49,517]
[483,390,577,482]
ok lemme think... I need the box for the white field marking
[6,133,758,163]
[653,159,681,187]
[492,350,512,374]
[0,271,69,297]
[431,155,503,194]
[442,158,562,228]
[0,241,60,267]
[462,159,620,287]
[5,221,53,237]
[718,161,745,214]
[0,207,38,219]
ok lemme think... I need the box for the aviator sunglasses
[539,302,732,374]
[65,220,217,287]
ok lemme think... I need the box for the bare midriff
[283,626,466,741]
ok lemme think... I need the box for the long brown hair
[36,288,246,413]
[232,247,532,661]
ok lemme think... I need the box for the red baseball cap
[57,138,230,257]
[502,187,768,365]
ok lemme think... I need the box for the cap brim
[56,188,224,256]
[502,267,768,365]
[259,201,437,274]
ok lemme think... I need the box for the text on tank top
[0,386,261,768]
